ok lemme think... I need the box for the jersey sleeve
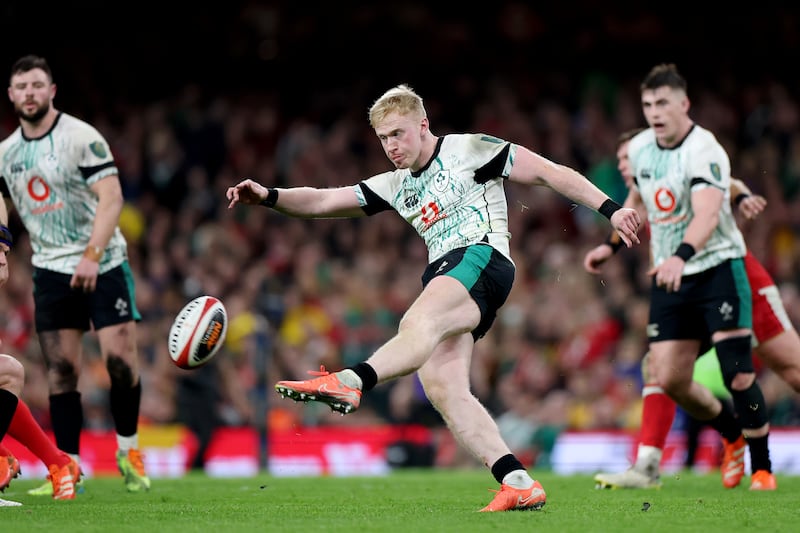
[355,170,396,216]
[76,125,119,185]
[474,142,512,183]
[687,135,730,192]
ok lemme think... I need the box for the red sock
[639,385,677,449]
[0,442,11,456]
[8,399,70,468]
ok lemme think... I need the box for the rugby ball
[168,295,228,369]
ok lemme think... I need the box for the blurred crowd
[0,3,799,470]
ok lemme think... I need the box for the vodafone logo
[654,187,676,212]
[27,176,64,215]
[27,176,51,201]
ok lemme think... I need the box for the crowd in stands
[1,3,799,469]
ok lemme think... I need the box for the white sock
[634,444,663,477]
[502,469,534,489]
[117,434,139,453]
[337,369,363,389]
[67,453,80,464]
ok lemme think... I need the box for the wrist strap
[598,198,622,220]
[674,242,696,262]
[734,193,750,207]
[83,245,104,262]
[259,188,279,208]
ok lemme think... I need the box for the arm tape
[598,198,622,220]
[259,188,279,208]
[674,242,696,262]
[734,193,749,207]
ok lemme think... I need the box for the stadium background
[1,2,799,477]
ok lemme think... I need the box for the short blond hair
[368,84,426,128]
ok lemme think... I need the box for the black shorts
[421,244,515,341]
[648,258,752,343]
[33,262,142,332]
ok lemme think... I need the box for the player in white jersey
[227,83,641,511]
[587,129,785,490]
[595,64,774,488]
[0,55,150,493]
[630,128,746,274]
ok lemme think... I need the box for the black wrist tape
[674,242,696,262]
[598,198,622,220]
[259,188,279,208]
[734,193,749,207]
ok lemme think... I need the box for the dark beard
[16,102,49,124]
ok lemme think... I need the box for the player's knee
[106,355,136,387]
[661,376,689,399]
[731,383,770,429]
[640,351,652,382]
[51,358,79,389]
[715,336,754,390]
[0,354,25,393]
[729,372,755,390]
[397,313,431,341]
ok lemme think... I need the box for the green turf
[2,469,795,532]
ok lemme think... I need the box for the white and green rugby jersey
[0,112,128,274]
[628,125,745,275]
[356,133,514,264]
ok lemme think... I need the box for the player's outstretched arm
[508,146,641,247]
[226,178,365,218]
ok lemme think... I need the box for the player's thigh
[700,259,752,334]
[90,263,142,330]
[33,268,91,333]
[404,275,479,337]
[757,329,800,378]
[92,264,141,361]
[33,268,89,364]
[649,339,700,387]
[647,279,705,342]
[419,244,514,341]
[751,283,793,345]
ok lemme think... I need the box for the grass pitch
[2,469,795,532]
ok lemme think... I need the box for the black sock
[747,434,772,473]
[50,391,83,455]
[349,363,378,392]
[491,454,525,484]
[110,380,141,437]
[0,389,19,439]
[706,402,741,443]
